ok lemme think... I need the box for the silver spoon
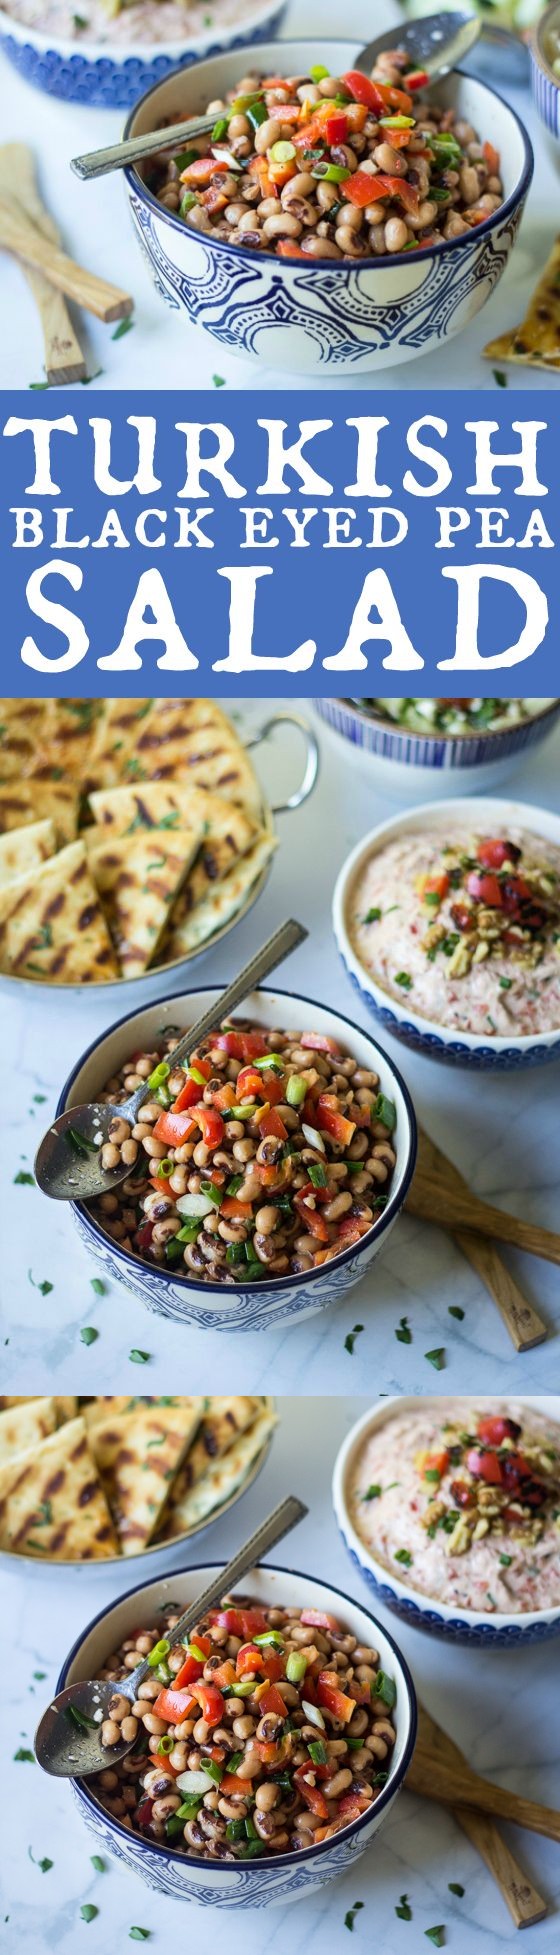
[34,916,307,1203]
[34,1494,307,1778]
[70,11,481,183]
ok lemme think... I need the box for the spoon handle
[125,916,308,1124]
[71,113,220,182]
[126,1494,308,1696]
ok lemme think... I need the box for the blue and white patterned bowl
[57,982,417,1331]
[56,1559,418,1905]
[0,1,285,107]
[123,40,533,374]
[530,2,560,142]
[333,1397,560,1649]
[333,796,560,1071]
[316,698,560,803]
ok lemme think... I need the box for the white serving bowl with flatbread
[0,1394,276,1572]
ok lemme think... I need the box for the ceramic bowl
[333,795,560,1070]
[56,1559,417,1905]
[530,2,560,142]
[0,0,285,107]
[0,1397,274,1575]
[57,983,417,1332]
[333,1396,560,1648]
[123,40,533,375]
[316,698,560,803]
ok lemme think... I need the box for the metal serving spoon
[71,11,481,183]
[34,916,307,1203]
[34,1494,307,1778]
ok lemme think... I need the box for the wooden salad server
[408,1730,560,1843]
[0,196,133,323]
[0,145,86,384]
[413,1126,548,1350]
[406,1134,560,1269]
[414,1705,547,1927]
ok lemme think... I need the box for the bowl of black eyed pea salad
[55,1561,417,1905]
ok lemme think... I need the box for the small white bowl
[333,1397,560,1649]
[56,1559,417,1906]
[123,41,533,376]
[333,796,560,1071]
[57,983,417,1333]
[316,698,560,803]
[0,0,286,108]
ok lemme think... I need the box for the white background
[2,698,559,1395]
[2,1395,559,1952]
[1,0,560,390]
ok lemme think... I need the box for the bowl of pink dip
[333,1396,560,1646]
[333,797,560,1071]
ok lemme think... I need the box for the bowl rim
[57,980,418,1298]
[332,794,560,1054]
[332,1395,560,1628]
[123,43,534,276]
[329,697,560,748]
[0,0,284,63]
[57,1555,418,1872]
[531,1,560,86]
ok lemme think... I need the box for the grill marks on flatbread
[162,1407,277,1538]
[165,829,277,960]
[163,1397,260,1529]
[86,700,154,789]
[484,235,560,370]
[118,699,264,820]
[87,826,204,978]
[0,1396,58,1464]
[0,819,56,888]
[0,842,119,983]
[0,780,79,845]
[0,701,50,781]
[87,781,260,950]
[88,1398,204,1554]
[0,1416,119,1560]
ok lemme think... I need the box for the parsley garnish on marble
[344,1324,364,1355]
[345,1902,364,1931]
[395,1315,412,1345]
[395,1895,412,1921]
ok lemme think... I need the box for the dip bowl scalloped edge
[0,0,286,107]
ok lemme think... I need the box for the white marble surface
[2,1396,559,1951]
[2,699,559,1393]
[1,0,560,392]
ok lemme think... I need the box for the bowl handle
[245,711,319,814]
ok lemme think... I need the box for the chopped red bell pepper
[477,1415,520,1446]
[342,170,419,213]
[300,1608,342,1631]
[152,1108,197,1147]
[316,1093,356,1148]
[149,1173,174,1201]
[209,1606,268,1638]
[257,1682,287,1718]
[213,1030,267,1060]
[483,139,500,175]
[193,1103,225,1147]
[477,838,520,871]
[466,871,503,908]
[341,71,413,115]
[135,1221,154,1251]
[422,1449,450,1479]
[293,1763,330,1819]
[316,1671,356,1723]
[220,1771,251,1796]
[136,1797,155,1827]
[294,1193,330,1242]
[172,1057,212,1112]
[325,112,348,145]
[300,1033,341,1056]
[258,1106,288,1142]
[419,872,450,903]
[406,68,429,91]
[152,1686,197,1724]
[173,1634,212,1688]
[276,241,309,258]
[190,1681,225,1725]
[180,157,231,184]
[236,1642,264,1678]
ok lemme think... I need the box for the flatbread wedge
[118,698,263,820]
[33,699,104,785]
[88,782,258,927]
[165,830,277,961]
[163,1397,261,1527]
[0,779,78,845]
[83,1395,198,1430]
[162,1406,276,1537]
[0,1396,58,1464]
[0,1396,77,1421]
[88,826,203,977]
[0,841,119,983]
[484,236,560,372]
[0,819,56,888]
[88,1397,204,1554]
[0,700,50,781]
[86,699,154,789]
[0,1416,119,1560]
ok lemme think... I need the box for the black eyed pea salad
[147,47,504,263]
[90,1021,397,1284]
[95,1596,398,1858]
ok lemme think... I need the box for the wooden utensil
[406,1156,560,1268]
[408,1740,560,1842]
[0,145,86,384]
[415,1705,547,1928]
[415,1127,547,1350]
[0,197,133,323]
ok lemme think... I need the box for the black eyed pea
[366,203,387,228]
[235,1750,263,1780]
[384,216,409,253]
[108,1116,132,1147]
[218,1216,248,1244]
[262,213,303,241]
[316,180,339,212]
[255,1782,279,1811]
[374,141,408,176]
[152,1794,181,1822]
[101,1719,121,1747]
[228,113,250,137]
[218,1797,248,1820]
[334,229,368,257]
[280,196,318,228]
[254,1810,279,1840]
[108,1693,130,1722]
[141,1712,167,1736]
[152,1217,182,1246]
[238,211,261,232]
[224,203,247,226]
[120,1716,139,1743]
[340,204,364,233]
[193,1717,210,1744]
[232,1715,256,1739]
[330,144,358,173]
[282,171,316,203]
[444,211,470,238]
[407,199,439,232]
[254,117,285,154]
[101,1142,120,1171]
[459,162,480,204]
[301,236,342,259]
[325,1767,353,1798]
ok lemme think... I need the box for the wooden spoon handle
[0,200,133,322]
[454,1805,547,1928]
[454,1230,547,1350]
[23,267,86,384]
[408,1752,560,1841]
[407,1170,560,1266]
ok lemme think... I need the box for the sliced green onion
[157,1735,175,1755]
[372,1671,397,1709]
[226,1242,247,1267]
[247,102,268,129]
[308,1162,328,1188]
[187,1065,207,1085]
[66,1704,98,1731]
[233,1102,262,1120]
[199,1180,223,1208]
[174,148,198,171]
[211,146,242,170]
[176,1769,216,1796]
[228,1751,244,1774]
[175,1797,203,1819]
[252,1052,285,1072]
[379,114,414,129]
[211,116,229,140]
[175,1191,216,1219]
[309,63,330,81]
[156,1158,173,1178]
[229,1677,257,1697]
[67,1127,98,1157]
[373,1093,396,1132]
[226,1174,244,1196]
[269,140,296,163]
[165,1814,186,1839]
[286,1074,307,1107]
[176,1219,202,1243]
[147,1062,170,1090]
[226,1818,247,1842]
[187,1642,208,1662]
[231,92,265,112]
[308,1739,328,1765]
[165,1239,184,1265]
[301,1122,325,1153]
[201,1758,223,1785]
[301,1699,325,1729]
[286,1650,307,1684]
[252,1630,285,1650]
[147,1637,171,1669]
[311,162,351,182]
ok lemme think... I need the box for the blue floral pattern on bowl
[0,6,285,107]
[338,1527,560,1649]
[316,698,560,776]
[338,949,560,1073]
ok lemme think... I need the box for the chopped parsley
[425,1347,445,1371]
[91,1278,107,1296]
[493,370,507,387]
[395,1896,412,1921]
[80,1327,99,1346]
[395,971,412,990]
[112,318,134,340]
[395,1315,412,1345]
[212,375,226,387]
[425,1931,446,1947]
[448,1306,464,1321]
[363,1484,382,1501]
[129,1350,150,1364]
[449,1884,465,1897]
[394,1548,413,1567]
[13,1748,35,1762]
[14,1171,35,1186]
[499,1553,513,1567]
[344,1324,364,1355]
[363,907,382,924]
[90,1857,106,1873]
[28,1271,53,1295]
[344,1902,364,1932]
[80,1906,99,1924]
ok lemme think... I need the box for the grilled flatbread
[0,1396,77,1421]
[86,700,154,789]
[0,841,119,983]
[88,1397,204,1554]
[0,1416,119,1560]
[0,779,78,845]
[88,826,203,978]
[0,1397,58,1464]
[165,829,277,961]
[162,1406,276,1538]
[0,700,50,781]
[88,782,258,935]
[117,699,263,819]
[34,699,103,784]
[163,1398,260,1531]
[83,1395,197,1430]
[0,819,56,888]
[484,236,560,371]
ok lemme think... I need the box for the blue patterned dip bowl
[316,699,560,803]
[123,39,533,374]
[57,983,417,1332]
[0,1,285,108]
[56,1560,417,1905]
[333,796,560,1071]
[333,1398,560,1648]
[530,2,560,143]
